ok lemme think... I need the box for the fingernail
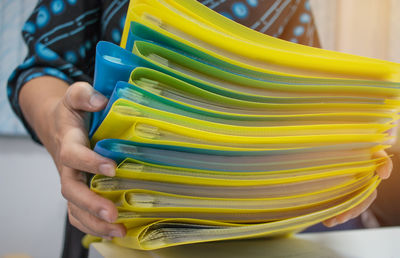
[99,209,112,223]
[377,161,392,179]
[90,92,107,108]
[99,163,115,177]
[327,218,337,227]
[110,230,124,238]
[340,216,351,224]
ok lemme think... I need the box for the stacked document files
[88,0,400,250]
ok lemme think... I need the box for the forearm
[19,76,69,149]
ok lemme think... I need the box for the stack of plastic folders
[88,0,400,250]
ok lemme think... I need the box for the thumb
[63,82,108,112]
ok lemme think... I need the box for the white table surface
[89,226,400,258]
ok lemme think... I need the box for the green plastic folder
[131,40,400,101]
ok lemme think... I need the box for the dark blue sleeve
[7,0,102,143]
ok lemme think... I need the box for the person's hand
[323,150,393,227]
[50,82,126,239]
[21,78,126,240]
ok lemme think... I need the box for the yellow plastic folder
[90,99,392,150]
[95,176,380,250]
[91,157,383,201]
[121,0,400,80]
[105,157,386,187]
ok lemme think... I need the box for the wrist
[19,76,69,148]
[35,95,63,148]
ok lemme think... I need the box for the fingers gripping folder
[86,0,400,250]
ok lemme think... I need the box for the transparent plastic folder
[110,158,385,186]
[118,174,370,213]
[121,0,400,81]
[91,164,372,199]
[90,99,391,150]
[109,177,379,250]
[113,176,372,222]
[93,139,385,172]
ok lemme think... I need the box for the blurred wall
[0,1,66,257]
[311,0,400,62]
[0,137,66,258]
[0,0,33,135]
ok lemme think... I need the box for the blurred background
[0,0,399,257]
[312,0,400,61]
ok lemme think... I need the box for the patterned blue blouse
[7,0,320,142]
